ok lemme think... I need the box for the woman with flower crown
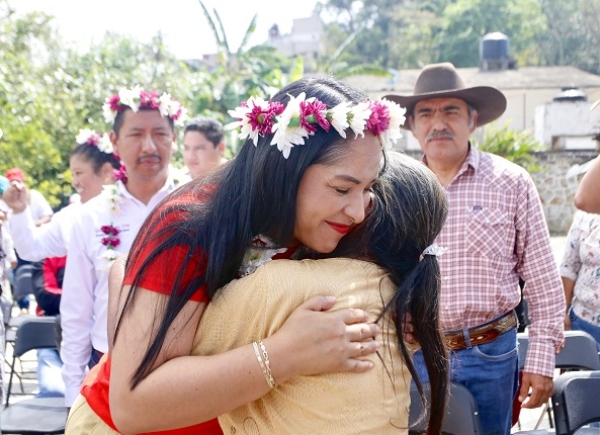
[4,130,120,399]
[65,76,438,435]
[5,129,120,263]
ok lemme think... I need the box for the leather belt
[444,311,517,350]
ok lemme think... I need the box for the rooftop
[344,66,600,96]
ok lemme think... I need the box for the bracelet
[253,340,277,389]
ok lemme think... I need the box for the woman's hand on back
[266,295,381,382]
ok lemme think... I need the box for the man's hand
[3,182,28,213]
[519,372,553,408]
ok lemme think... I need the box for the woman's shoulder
[256,257,387,280]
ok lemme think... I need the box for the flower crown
[76,129,114,154]
[228,92,406,159]
[102,86,188,126]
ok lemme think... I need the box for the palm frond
[213,8,231,55]
[237,13,258,56]
[197,0,223,48]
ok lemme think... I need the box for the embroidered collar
[239,236,288,277]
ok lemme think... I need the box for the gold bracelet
[253,340,277,389]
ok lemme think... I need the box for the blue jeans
[413,328,519,435]
[35,348,65,398]
[570,310,600,347]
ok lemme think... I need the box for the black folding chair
[409,382,483,435]
[516,331,600,433]
[1,317,67,435]
[514,371,600,435]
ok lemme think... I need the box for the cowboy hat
[384,62,507,129]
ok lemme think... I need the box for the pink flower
[108,94,121,112]
[100,225,120,236]
[140,90,160,109]
[113,165,127,184]
[300,99,330,133]
[101,236,120,247]
[366,101,390,136]
[248,101,284,136]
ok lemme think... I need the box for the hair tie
[422,244,447,257]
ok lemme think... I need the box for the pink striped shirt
[425,147,565,378]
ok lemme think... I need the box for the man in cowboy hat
[386,62,565,435]
[574,99,600,213]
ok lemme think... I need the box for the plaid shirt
[425,147,565,378]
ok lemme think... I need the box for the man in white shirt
[60,87,187,407]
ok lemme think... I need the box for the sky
[13,0,320,59]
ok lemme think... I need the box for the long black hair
[331,151,449,435]
[70,142,121,173]
[116,75,385,387]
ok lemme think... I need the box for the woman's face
[294,132,382,253]
[70,154,111,204]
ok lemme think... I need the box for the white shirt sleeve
[60,213,96,406]
[8,207,69,261]
[28,189,53,221]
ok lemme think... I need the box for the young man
[386,63,565,435]
[59,88,187,407]
[182,116,226,179]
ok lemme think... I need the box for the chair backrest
[518,330,600,371]
[13,264,34,299]
[13,317,57,357]
[552,370,600,435]
[409,382,482,435]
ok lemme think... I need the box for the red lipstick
[326,222,351,235]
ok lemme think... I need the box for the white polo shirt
[60,178,180,406]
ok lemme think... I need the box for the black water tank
[480,32,510,62]
[553,86,588,102]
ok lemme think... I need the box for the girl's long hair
[114,75,382,388]
[332,152,449,435]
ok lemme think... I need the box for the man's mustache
[426,130,454,142]
[137,154,162,163]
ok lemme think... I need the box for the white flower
[76,128,96,145]
[158,93,173,118]
[97,133,114,154]
[348,102,371,138]
[97,249,120,271]
[270,92,310,159]
[379,99,406,149]
[102,184,122,213]
[228,96,270,146]
[328,102,351,138]
[102,102,115,123]
[118,85,143,112]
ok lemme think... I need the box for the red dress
[81,191,222,434]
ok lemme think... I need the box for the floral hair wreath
[102,85,188,127]
[228,92,406,159]
[76,129,114,154]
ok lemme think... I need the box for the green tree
[537,0,600,74]
[474,123,543,173]
[436,0,546,67]
[0,6,72,205]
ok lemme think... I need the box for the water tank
[553,86,588,102]
[480,32,510,71]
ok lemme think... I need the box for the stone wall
[401,149,598,235]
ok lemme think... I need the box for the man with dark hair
[183,116,226,179]
[386,63,565,435]
[60,88,187,408]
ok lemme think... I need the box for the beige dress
[66,258,411,434]
[195,258,411,435]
